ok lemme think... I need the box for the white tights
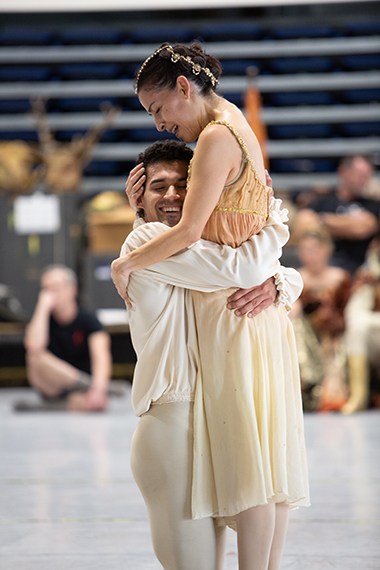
[130,401,289,570]
[236,503,289,570]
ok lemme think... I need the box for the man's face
[41,269,77,310]
[340,157,373,198]
[139,160,188,227]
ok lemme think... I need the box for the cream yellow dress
[189,121,310,526]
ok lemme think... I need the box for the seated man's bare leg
[26,350,88,398]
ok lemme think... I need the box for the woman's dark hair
[134,42,222,96]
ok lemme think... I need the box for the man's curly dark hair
[136,139,193,171]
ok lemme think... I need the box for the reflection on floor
[1,387,379,570]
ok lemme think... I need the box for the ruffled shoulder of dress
[269,197,289,224]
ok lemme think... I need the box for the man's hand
[37,289,57,313]
[66,387,107,412]
[125,163,146,211]
[227,277,277,317]
[85,386,108,411]
[265,170,274,197]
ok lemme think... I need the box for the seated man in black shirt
[22,265,112,411]
[294,155,379,275]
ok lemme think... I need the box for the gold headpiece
[135,44,219,94]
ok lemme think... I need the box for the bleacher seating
[130,26,193,44]
[0,12,379,191]
[58,63,121,80]
[341,54,380,70]
[198,23,262,42]
[271,158,337,173]
[84,160,121,176]
[343,89,380,103]
[344,21,380,36]
[270,57,333,74]
[60,28,123,45]
[220,60,262,76]
[0,28,53,46]
[0,129,38,141]
[270,92,335,106]
[269,123,333,139]
[0,99,31,113]
[341,122,380,136]
[270,25,336,40]
[58,96,119,112]
[0,66,51,81]
[128,128,177,142]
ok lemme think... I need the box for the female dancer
[112,43,309,570]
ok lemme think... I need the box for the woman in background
[291,229,351,411]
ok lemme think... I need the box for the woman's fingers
[125,163,146,210]
[124,290,132,309]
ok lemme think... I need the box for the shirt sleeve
[120,199,291,292]
[80,311,104,334]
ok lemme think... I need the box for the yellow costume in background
[190,121,310,525]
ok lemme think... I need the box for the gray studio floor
[1,385,379,570]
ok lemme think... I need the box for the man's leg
[131,401,225,570]
[26,349,90,398]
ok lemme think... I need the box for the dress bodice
[188,120,271,248]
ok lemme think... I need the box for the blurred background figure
[294,155,380,275]
[290,229,352,411]
[343,235,380,414]
[17,264,113,412]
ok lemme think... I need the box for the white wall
[0,0,377,12]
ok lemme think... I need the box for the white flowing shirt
[120,199,303,417]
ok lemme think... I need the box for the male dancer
[112,140,303,570]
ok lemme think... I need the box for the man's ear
[136,190,145,209]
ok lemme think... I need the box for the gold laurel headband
[135,44,219,94]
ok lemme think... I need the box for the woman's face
[139,82,201,143]
[298,237,331,271]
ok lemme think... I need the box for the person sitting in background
[18,264,112,412]
[343,235,380,414]
[290,229,352,411]
[293,155,379,275]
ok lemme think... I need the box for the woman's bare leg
[268,503,289,570]
[236,504,275,570]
